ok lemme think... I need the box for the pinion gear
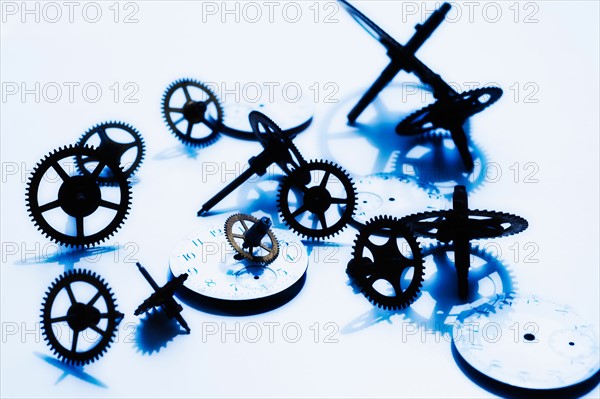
[26,145,132,248]
[162,78,223,147]
[40,269,123,365]
[347,216,424,310]
[278,160,357,239]
[224,214,279,264]
[76,121,145,185]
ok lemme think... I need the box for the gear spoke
[89,324,105,335]
[259,243,271,251]
[182,85,191,102]
[52,161,70,182]
[91,161,106,178]
[71,332,79,352]
[99,199,121,211]
[319,171,331,188]
[50,315,70,323]
[291,204,308,218]
[96,127,109,143]
[65,283,77,304]
[318,212,328,229]
[76,216,85,238]
[330,197,349,204]
[186,123,194,137]
[87,290,102,306]
[240,219,249,231]
[232,233,244,239]
[168,107,184,113]
[38,200,61,213]
[174,116,185,125]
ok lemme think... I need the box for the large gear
[401,209,528,241]
[26,145,132,248]
[76,121,145,185]
[346,215,424,310]
[224,214,279,264]
[40,269,123,365]
[278,160,357,239]
[161,78,223,147]
[396,87,503,136]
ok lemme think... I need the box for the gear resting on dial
[40,269,124,365]
[225,214,279,264]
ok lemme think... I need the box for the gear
[249,111,307,175]
[76,121,145,185]
[278,160,357,239]
[396,87,503,136]
[224,214,279,264]
[401,210,528,241]
[26,145,132,248]
[40,269,123,365]
[161,78,223,147]
[346,215,424,310]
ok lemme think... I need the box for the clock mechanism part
[401,185,528,299]
[161,78,312,147]
[40,269,124,365]
[345,174,446,231]
[26,145,132,248]
[198,111,357,240]
[133,262,190,334]
[169,216,309,315]
[76,121,145,185]
[452,294,600,394]
[346,215,425,310]
[225,214,279,264]
[338,0,502,171]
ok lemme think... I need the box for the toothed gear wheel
[401,209,528,241]
[162,78,223,147]
[346,216,424,310]
[224,214,279,264]
[396,87,503,136]
[76,121,145,185]
[278,160,357,239]
[249,111,307,175]
[26,145,132,248]
[40,269,124,365]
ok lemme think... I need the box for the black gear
[401,185,527,298]
[347,216,424,310]
[40,269,123,365]
[162,78,223,147]
[249,111,307,175]
[278,160,357,239]
[396,87,503,136]
[401,210,528,241]
[26,145,132,248]
[76,121,145,185]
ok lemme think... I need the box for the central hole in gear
[58,176,102,217]
[67,302,101,332]
[183,101,207,124]
[304,186,332,214]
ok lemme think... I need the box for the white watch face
[170,225,308,303]
[453,294,600,391]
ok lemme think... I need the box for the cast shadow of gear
[135,308,187,355]
[15,245,120,271]
[234,175,287,228]
[34,352,108,388]
[153,144,201,160]
[342,244,515,335]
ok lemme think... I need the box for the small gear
[224,214,279,264]
[161,78,223,147]
[40,269,124,365]
[76,121,145,185]
[396,87,503,136]
[278,160,357,239]
[346,215,424,310]
[26,145,132,248]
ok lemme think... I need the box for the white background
[1,1,599,398]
